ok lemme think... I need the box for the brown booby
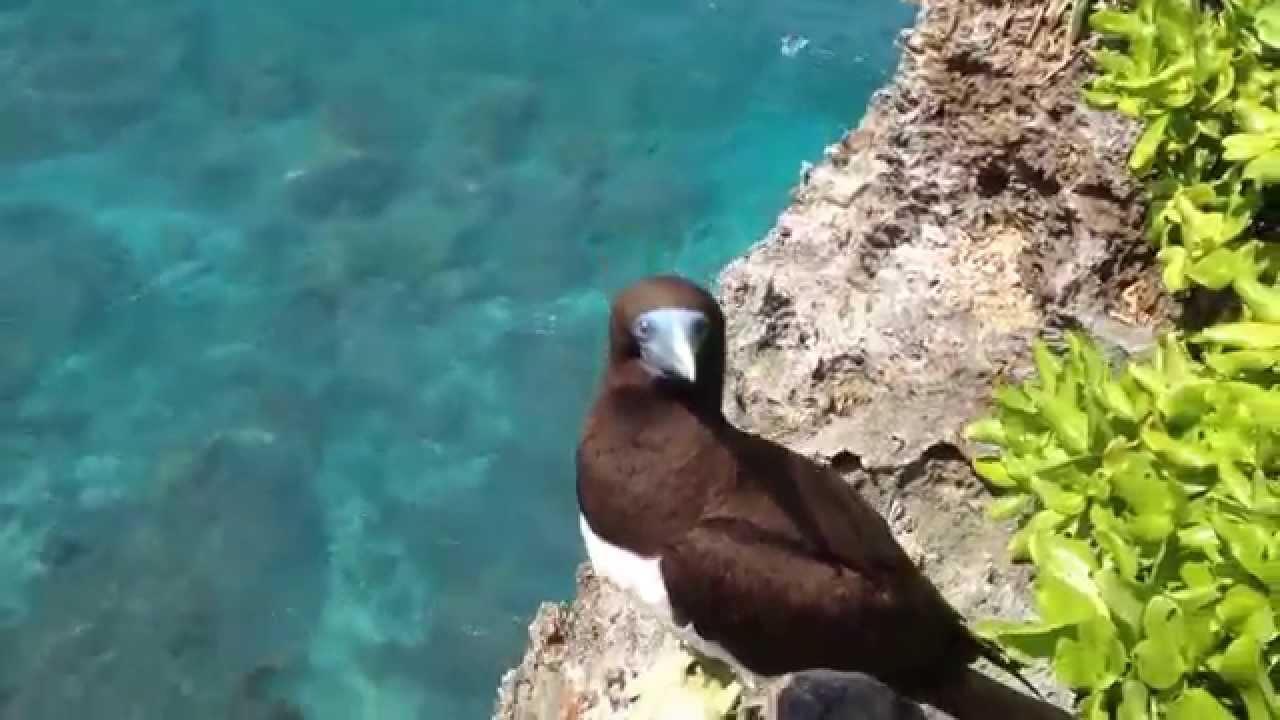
[576,275,1069,720]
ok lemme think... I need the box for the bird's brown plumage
[577,276,1068,719]
[578,275,974,682]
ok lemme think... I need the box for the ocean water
[0,1,914,718]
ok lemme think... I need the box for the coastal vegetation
[970,0,1280,716]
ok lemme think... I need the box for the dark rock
[450,75,542,165]
[321,77,429,154]
[0,425,327,719]
[187,143,263,210]
[778,671,928,720]
[0,94,69,163]
[39,534,88,570]
[224,52,312,122]
[285,153,405,220]
[0,204,131,400]
[7,8,186,151]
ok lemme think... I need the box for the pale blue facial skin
[631,307,709,383]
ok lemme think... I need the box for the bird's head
[608,275,726,409]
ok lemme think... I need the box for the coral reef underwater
[0,0,912,718]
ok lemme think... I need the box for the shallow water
[0,1,913,717]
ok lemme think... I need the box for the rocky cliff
[494,0,1168,717]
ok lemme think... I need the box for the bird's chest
[576,413,719,556]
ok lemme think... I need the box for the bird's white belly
[578,514,674,620]
[577,515,754,684]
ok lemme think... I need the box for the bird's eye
[691,316,708,339]
[635,318,652,339]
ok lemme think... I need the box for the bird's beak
[668,327,698,384]
[639,308,705,384]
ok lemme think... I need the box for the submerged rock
[221,50,313,123]
[0,425,327,719]
[285,152,405,220]
[445,74,543,167]
[0,2,201,157]
[495,0,1163,718]
[0,204,132,401]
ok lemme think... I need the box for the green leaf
[1008,508,1067,561]
[1093,49,1137,76]
[1206,349,1280,376]
[1188,247,1244,289]
[1194,322,1280,349]
[1053,617,1127,690]
[1213,515,1280,589]
[1131,113,1171,174]
[1243,605,1277,644]
[1079,690,1109,720]
[1212,633,1262,687]
[1141,427,1216,469]
[1160,245,1190,291]
[1185,609,1222,664]
[965,417,1006,445]
[1117,679,1150,720]
[1178,522,1223,562]
[1134,596,1188,689]
[1091,9,1149,38]
[974,457,1016,488]
[1033,340,1061,394]
[974,618,1068,665]
[1084,88,1122,109]
[1240,687,1274,720]
[1244,149,1280,183]
[1098,380,1139,422]
[1031,475,1087,516]
[1236,98,1280,134]
[994,386,1037,414]
[987,493,1031,520]
[1096,567,1145,637]
[1234,266,1280,323]
[1157,380,1212,425]
[1165,688,1236,720]
[1218,584,1269,631]
[1128,511,1175,543]
[1110,451,1177,515]
[1257,0,1280,48]
[1029,386,1090,455]
[1219,461,1254,506]
[1223,131,1280,161]
[1128,362,1168,399]
[1030,532,1109,623]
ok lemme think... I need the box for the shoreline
[494,0,1164,716]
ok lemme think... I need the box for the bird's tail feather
[915,666,1072,720]
[972,631,1045,701]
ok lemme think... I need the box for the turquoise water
[0,1,913,717]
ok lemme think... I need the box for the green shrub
[970,3,1280,713]
[1084,0,1280,295]
[969,332,1280,718]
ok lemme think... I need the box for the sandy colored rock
[495,0,1170,717]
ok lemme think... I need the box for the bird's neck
[604,360,726,424]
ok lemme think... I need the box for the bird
[575,274,1070,720]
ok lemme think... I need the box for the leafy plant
[1083,0,1280,292]
[970,4,1280,713]
[968,332,1280,718]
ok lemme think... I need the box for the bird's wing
[721,427,926,585]
[658,513,976,685]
